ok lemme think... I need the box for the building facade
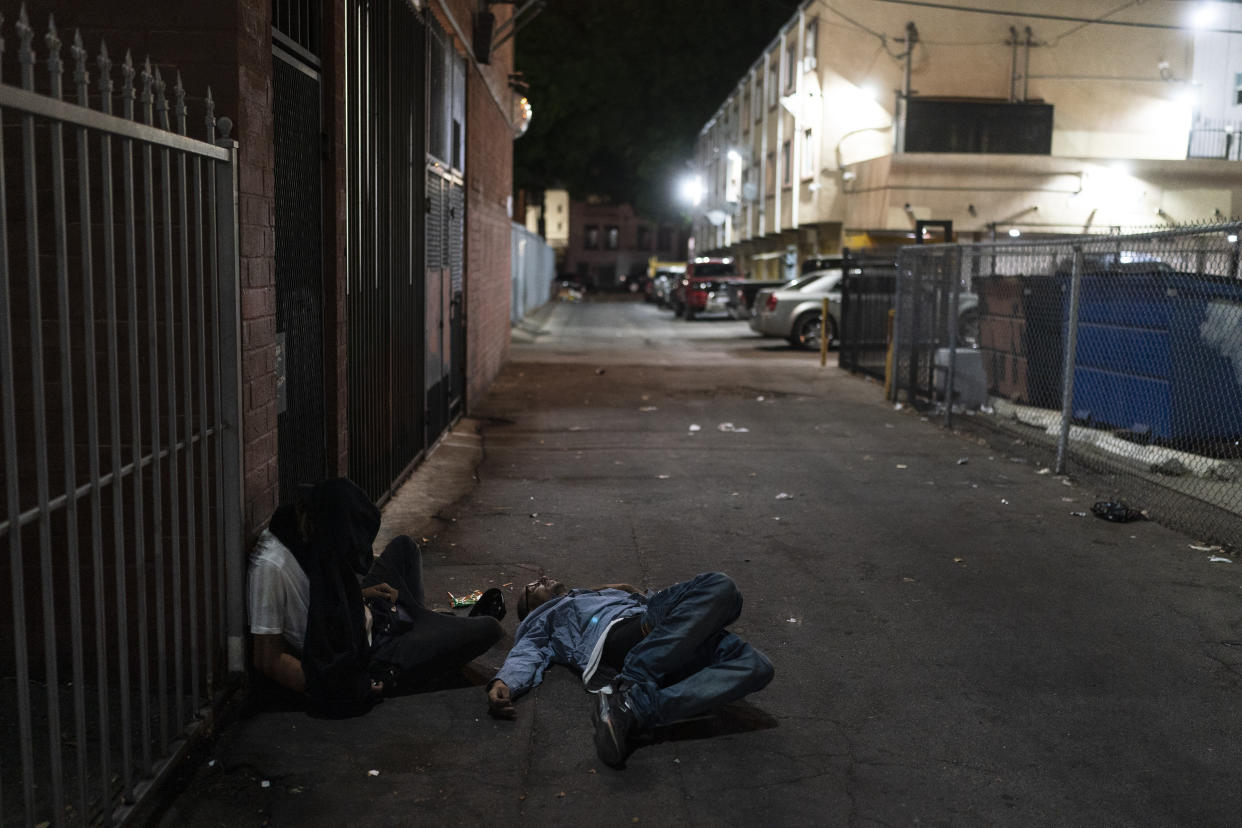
[562,198,689,289]
[692,0,1242,279]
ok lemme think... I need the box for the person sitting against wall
[247,476,504,717]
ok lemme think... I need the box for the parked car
[725,279,784,320]
[673,257,746,320]
[750,268,844,349]
[651,266,685,307]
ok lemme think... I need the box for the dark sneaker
[592,687,634,769]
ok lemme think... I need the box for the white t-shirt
[247,530,309,653]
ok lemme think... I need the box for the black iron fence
[1188,119,1242,161]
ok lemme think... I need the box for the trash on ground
[786,617,798,623]
[757,395,765,401]
[656,474,670,480]
[1091,501,1146,522]
[1036,467,1051,475]
[261,780,271,788]
[688,424,701,432]
[448,589,484,608]
[639,406,658,412]
[368,769,381,777]
[953,557,965,564]
[717,422,749,432]
[894,403,904,411]
[896,464,908,469]
[1150,457,1189,477]
[1070,511,1087,517]
[1209,556,1233,564]
[1000,498,1009,505]
[1190,544,1223,553]
[595,368,605,375]
[956,458,969,465]
[775,492,794,500]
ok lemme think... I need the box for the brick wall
[434,0,516,413]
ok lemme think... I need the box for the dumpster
[1067,270,1242,442]
[977,276,1063,409]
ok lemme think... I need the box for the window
[801,128,815,179]
[725,151,742,204]
[766,151,776,191]
[605,225,619,250]
[767,59,779,108]
[753,75,762,121]
[585,225,599,249]
[742,90,751,133]
[804,19,818,72]
[781,140,791,187]
[1236,72,1242,105]
[784,42,796,93]
[636,225,650,250]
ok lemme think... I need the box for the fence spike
[97,40,112,112]
[120,49,134,120]
[71,29,88,105]
[17,2,35,92]
[174,70,186,135]
[44,10,61,100]
[153,64,168,129]
[139,55,153,125]
[204,85,215,141]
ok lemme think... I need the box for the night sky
[514,0,799,220]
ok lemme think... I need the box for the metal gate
[0,13,243,825]
[839,251,898,381]
[273,4,327,500]
[346,0,427,503]
[426,19,467,439]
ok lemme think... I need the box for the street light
[678,173,704,207]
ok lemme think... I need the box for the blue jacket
[493,588,647,696]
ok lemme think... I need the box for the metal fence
[1187,119,1242,161]
[838,250,898,381]
[894,222,1242,548]
[511,221,554,323]
[0,10,243,826]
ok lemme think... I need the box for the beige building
[692,0,1242,280]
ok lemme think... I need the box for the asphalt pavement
[161,297,1242,827]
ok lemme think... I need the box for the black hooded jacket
[269,477,380,718]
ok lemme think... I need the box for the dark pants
[620,572,774,727]
[362,536,503,687]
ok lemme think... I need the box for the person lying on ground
[486,571,774,768]
[248,477,503,717]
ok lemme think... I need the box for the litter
[757,396,765,401]
[775,492,794,500]
[656,474,670,479]
[956,458,969,465]
[368,769,381,777]
[639,406,658,412]
[688,424,701,432]
[1190,544,1223,553]
[896,464,908,469]
[786,617,797,623]
[1036,467,1051,475]
[1070,511,1087,517]
[1000,498,1009,505]
[717,422,749,432]
[1209,556,1233,564]
[1090,501,1146,523]
[894,403,904,411]
[261,780,271,788]
[448,590,484,608]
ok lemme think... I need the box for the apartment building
[692,0,1242,279]
[562,198,689,289]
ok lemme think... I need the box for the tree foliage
[514,0,795,220]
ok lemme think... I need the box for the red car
[672,257,745,320]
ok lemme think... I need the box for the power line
[868,0,1242,35]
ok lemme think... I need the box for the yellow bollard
[819,297,829,367]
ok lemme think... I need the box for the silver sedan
[749,270,842,350]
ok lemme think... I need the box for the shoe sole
[592,696,627,769]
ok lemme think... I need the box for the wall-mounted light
[1008,227,1022,238]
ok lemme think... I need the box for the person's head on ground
[517,575,569,620]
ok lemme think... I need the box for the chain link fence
[894,222,1242,548]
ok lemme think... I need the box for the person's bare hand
[362,582,399,603]
[487,680,515,720]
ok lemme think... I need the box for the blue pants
[620,572,774,728]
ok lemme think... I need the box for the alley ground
[162,297,1242,827]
